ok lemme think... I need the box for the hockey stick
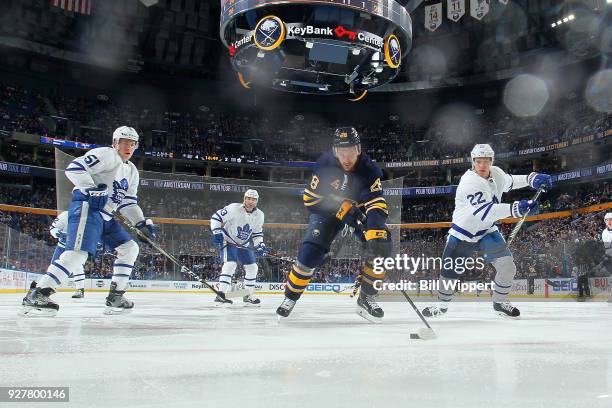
[113,212,231,298]
[223,242,295,263]
[507,185,546,245]
[399,289,437,340]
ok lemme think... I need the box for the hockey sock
[218,262,237,293]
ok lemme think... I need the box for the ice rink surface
[0,292,611,408]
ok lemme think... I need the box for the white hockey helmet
[112,126,139,147]
[605,212,612,221]
[244,189,259,201]
[470,144,495,167]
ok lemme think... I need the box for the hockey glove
[255,243,268,257]
[336,200,366,230]
[212,233,224,249]
[56,231,67,245]
[512,199,539,218]
[135,219,157,245]
[86,184,108,211]
[528,172,553,192]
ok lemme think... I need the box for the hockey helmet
[333,127,361,156]
[112,126,139,147]
[244,189,259,201]
[470,144,495,166]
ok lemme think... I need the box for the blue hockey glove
[212,233,224,249]
[135,219,156,245]
[255,243,268,257]
[512,199,539,217]
[86,184,108,211]
[528,172,553,192]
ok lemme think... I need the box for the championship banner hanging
[447,0,465,22]
[470,0,490,20]
[425,3,443,32]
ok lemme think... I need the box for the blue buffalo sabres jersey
[302,153,388,229]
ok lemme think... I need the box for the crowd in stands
[0,81,610,165]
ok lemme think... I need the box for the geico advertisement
[264,282,347,293]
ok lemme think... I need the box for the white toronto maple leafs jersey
[210,203,264,247]
[448,166,529,243]
[602,228,612,256]
[64,147,144,224]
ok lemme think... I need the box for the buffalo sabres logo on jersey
[111,178,129,204]
[236,224,252,241]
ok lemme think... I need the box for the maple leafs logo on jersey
[236,224,252,241]
[111,178,129,204]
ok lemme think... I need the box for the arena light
[305,41,314,49]
[352,48,361,55]
[563,17,569,22]
[551,23,556,27]
[568,14,575,19]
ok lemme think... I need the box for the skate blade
[243,302,261,308]
[496,311,520,319]
[355,307,382,324]
[103,306,133,316]
[18,306,57,318]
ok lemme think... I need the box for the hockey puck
[410,333,419,339]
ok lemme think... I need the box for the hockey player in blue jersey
[276,127,392,322]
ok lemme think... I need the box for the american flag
[51,0,93,15]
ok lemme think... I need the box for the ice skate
[104,282,134,315]
[243,295,261,307]
[71,288,84,299]
[422,304,448,317]
[214,292,233,306]
[20,288,59,317]
[276,297,296,319]
[493,301,520,318]
[356,292,383,323]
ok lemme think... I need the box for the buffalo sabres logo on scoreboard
[111,178,129,204]
[384,34,401,69]
[254,15,286,51]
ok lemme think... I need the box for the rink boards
[1,268,611,300]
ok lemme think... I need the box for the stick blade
[224,289,250,299]
[411,328,436,340]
